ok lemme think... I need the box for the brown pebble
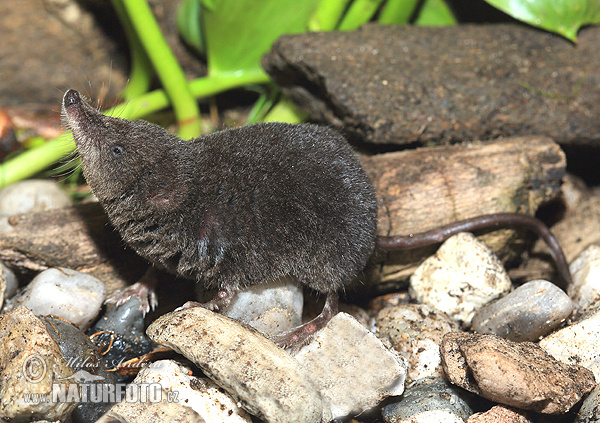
[440,332,596,414]
[467,405,532,423]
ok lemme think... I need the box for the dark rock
[263,24,600,146]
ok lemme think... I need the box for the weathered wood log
[0,202,145,295]
[0,135,564,294]
[263,24,600,147]
[363,135,565,284]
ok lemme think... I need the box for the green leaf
[177,0,205,57]
[202,0,320,76]
[414,0,457,26]
[337,0,386,30]
[483,0,600,41]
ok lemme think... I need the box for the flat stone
[146,307,323,423]
[381,377,473,422]
[103,359,251,423]
[441,332,596,414]
[409,233,512,325]
[99,392,202,423]
[376,303,459,382]
[471,280,573,341]
[539,307,600,381]
[295,312,406,420]
[264,24,600,146]
[0,306,77,421]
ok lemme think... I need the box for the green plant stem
[0,69,270,189]
[378,0,419,24]
[111,0,153,100]
[338,0,386,30]
[263,98,306,123]
[118,0,201,139]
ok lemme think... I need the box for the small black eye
[111,145,124,157]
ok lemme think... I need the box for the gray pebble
[220,276,303,337]
[471,280,573,341]
[9,267,106,330]
[575,384,600,423]
[94,295,146,343]
[382,377,473,423]
[0,179,71,216]
[409,233,512,325]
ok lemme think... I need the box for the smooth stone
[1,261,17,299]
[409,233,512,325]
[376,303,459,382]
[42,316,116,422]
[220,276,303,337]
[100,390,203,423]
[0,306,77,421]
[0,179,71,216]
[103,360,251,423]
[471,280,573,341]
[382,377,473,422]
[147,307,323,423]
[539,307,600,380]
[90,297,154,385]
[395,409,466,423]
[568,244,600,310]
[295,312,406,420]
[9,267,106,329]
[94,295,147,343]
[575,384,600,423]
[42,316,102,377]
[467,405,532,423]
[441,332,596,414]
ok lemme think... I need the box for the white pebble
[409,233,512,325]
[568,244,600,310]
[540,307,600,380]
[295,312,407,420]
[221,276,303,336]
[0,179,71,216]
[12,267,106,330]
[104,360,251,423]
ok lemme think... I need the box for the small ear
[149,184,187,210]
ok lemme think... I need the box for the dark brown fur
[63,90,378,295]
